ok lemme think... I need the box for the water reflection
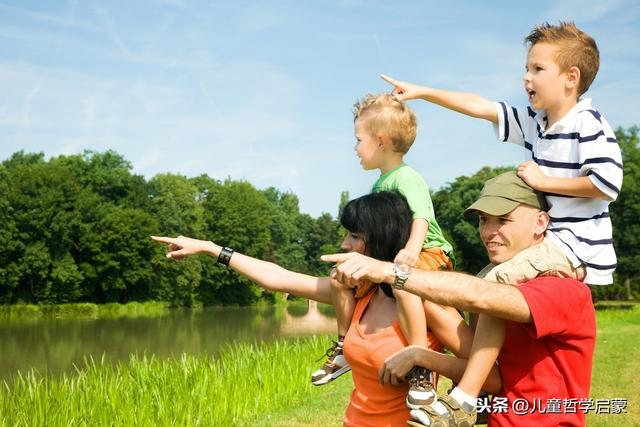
[0,301,335,382]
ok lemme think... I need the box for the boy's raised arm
[381,74,498,123]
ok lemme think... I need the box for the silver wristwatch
[392,263,411,290]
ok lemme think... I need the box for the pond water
[0,301,336,382]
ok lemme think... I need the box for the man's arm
[381,74,498,123]
[402,269,532,322]
[322,253,532,323]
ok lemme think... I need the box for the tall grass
[587,306,640,426]
[1,307,637,426]
[0,301,170,320]
[0,336,335,426]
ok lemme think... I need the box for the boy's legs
[456,314,505,398]
[331,277,355,339]
[397,248,452,348]
[422,300,474,361]
[310,278,354,386]
[395,289,428,347]
[401,248,454,410]
[395,288,434,409]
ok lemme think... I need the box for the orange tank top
[342,289,443,427]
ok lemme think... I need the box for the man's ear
[535,210,550,236]
[566,66,581,91]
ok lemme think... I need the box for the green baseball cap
[464,171,548,218]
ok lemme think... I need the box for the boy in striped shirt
[381,21,622,425]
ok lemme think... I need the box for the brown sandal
[406,394,477,427]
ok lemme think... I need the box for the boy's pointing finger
[380,74,400,86]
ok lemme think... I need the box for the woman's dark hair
[340,191,413,298]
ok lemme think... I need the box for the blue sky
[1,1,639,217]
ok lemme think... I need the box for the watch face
[393,263,411,289]
[394,263,410,277]
[397,263,411,275]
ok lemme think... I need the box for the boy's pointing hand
[380,74,422,102]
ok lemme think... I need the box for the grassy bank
[1,308,638,426]
[0,336,338,426]
[0,301,171,320]
[588,306,640,426]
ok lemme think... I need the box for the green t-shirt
[372,164,453,254]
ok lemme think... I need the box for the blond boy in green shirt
[312,93,457,412]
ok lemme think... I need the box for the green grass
[0,336,340,426]
[0,308,637,426]
[0,301,170,320]
[587,306,640,426]
[594,300,638,310]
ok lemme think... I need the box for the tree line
[0,127,637,305]
[0,150,342,306]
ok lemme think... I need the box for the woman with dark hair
[152,191,478,426]
[339,191,413,292]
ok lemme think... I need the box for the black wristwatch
[392,263,411,290]
[217,246,234,266]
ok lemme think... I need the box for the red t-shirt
[489,277,596,427]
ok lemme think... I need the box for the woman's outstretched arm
[151,235,332,304]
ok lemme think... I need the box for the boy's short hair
[353,93,417,153]
[525,21,599,96]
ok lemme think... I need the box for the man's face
[479,205,548,264]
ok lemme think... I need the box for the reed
[0,336,339,426]
[0,301,170,320]
[1,307,637,426]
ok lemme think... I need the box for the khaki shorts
[478,238,586,285]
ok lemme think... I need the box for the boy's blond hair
[353,93,417,153]
[525,21,599,96]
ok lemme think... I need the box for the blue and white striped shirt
[494,99,623,285]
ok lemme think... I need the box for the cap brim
[464,196,520,218]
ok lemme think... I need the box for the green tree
[2,161,85,303]
[606,126,640,300]
[262,188,307,274]
[2,151,45,169]
[90,206,158,302]
[338,190,350,219]
[53,150,149,209]
[148,174,206,306]
[297,212,342,277]
[0,165,21,303]
[432,166,514,274]
[201,179,273,304]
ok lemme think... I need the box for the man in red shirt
[323,172,595,427]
